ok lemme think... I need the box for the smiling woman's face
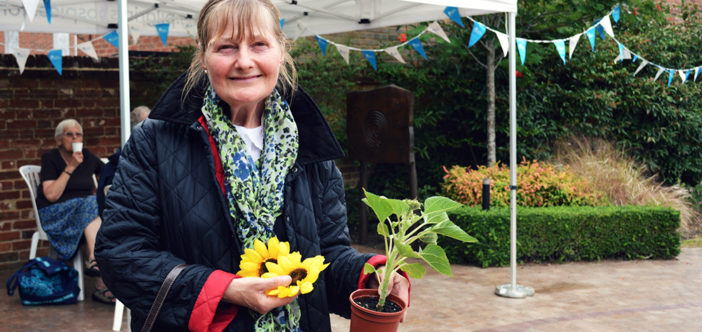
[202,18,283,111]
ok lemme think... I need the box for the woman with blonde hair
[96,0,409,331]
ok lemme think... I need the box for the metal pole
[495,10,534,299]
[118,0,131,146]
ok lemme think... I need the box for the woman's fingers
[224,275,298,315]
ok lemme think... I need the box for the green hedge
[441,205,680,267]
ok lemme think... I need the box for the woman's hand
[223,275,298,315]
[66,151,83,172]
[367,266,410,322]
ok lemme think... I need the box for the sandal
[85,259,100,277]
[92,288,116,304]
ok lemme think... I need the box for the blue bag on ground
[6,256,80,305]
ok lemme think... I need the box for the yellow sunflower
[262,253,330,298]
[236,237,291,278]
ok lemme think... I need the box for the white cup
[71,142,83,153]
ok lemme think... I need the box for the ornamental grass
[553,137,702,239]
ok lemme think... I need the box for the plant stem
[376,250,397,311]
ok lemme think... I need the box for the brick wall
[0,32,195,57]
[0,54,122,267]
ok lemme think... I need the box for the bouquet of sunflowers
[237,237,329,298]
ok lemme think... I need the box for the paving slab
[2,247,700,331]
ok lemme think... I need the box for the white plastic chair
[19,165,85,301]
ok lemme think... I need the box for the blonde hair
[54,119,82,141]
[184,0,297,100]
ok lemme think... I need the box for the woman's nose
[235,48,254,69]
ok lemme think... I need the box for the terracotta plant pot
[349,288,407,332]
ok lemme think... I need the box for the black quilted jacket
[95,74,374,331]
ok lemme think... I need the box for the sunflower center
[259,258,277,276]
[289,268,308,283]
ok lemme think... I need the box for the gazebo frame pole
[118,0,131,146]
[495,11,534,299]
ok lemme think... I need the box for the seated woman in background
[35,119,112,304]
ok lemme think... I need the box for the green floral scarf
[202,85,301,332]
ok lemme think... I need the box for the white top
[234,125,264,161]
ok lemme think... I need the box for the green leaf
[364,263,377,275]
[419,244,452,276]
[377,221,389,237]
[386,198,410,217]
[425,211,450,224]
[394,238,420,258]
[433,221,478,243]
[400,263,426,279]
[419,232,438,244]
[424,196,463,214]
[363,189,393,222]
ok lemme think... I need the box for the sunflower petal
[266,262,284,275]
[254,239,269,258]
[268,237,280,258]
[300,281,314,294]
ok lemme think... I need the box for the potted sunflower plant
[349,189,477,332]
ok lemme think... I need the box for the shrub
[441,159,606,208]
[441,205,681,267]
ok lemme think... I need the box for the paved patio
[2,247,701,331]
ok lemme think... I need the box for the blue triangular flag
[468,22,486,48]
[43,0,51,23]
[612,6,620,23]
[554,40,566,65]
[586,28,596,51]
[409,38,428,60]
[594,19,606,40]
[362,50,377,71]
[315,36,328,56]
[516,38,527,65]
[103,31,119,48]
[48,49,62,75]
[155,23,169,46]
[280,19,284,29]
[618,43,624,63]
[443,7,464,28]
[632,54,638,62]
[667,70,674,87]
[684,70,691,83]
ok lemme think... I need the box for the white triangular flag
[634,59,649,76]
[599,16,614,38]
[613,48,632,63]
[679,70,687,83]
[294,22,306,41]
[495,31,509,57]
[184,22,197,38]
[21,0,40,22]
[5,31,20,54]
[77,41,99,60]
[53,33,70,56]
[385,46,406,64]
[654,67,665,81]
[335,44,350,64]
[12,48,31,74]
[569,34,580,59]
[129,22,145,45]
[427,22,450,43]
[695,67,700,82]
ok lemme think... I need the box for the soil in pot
[353,296,403,313]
